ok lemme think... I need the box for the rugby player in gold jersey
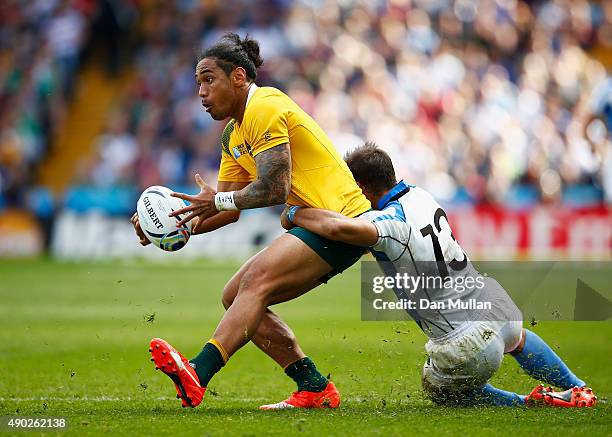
[131,33,370,410]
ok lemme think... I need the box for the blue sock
[450,384,525,407]
[476,384,526,407]
[512,329,585,389]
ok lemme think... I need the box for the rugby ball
[136,186,192,251]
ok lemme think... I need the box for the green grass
[0,259,609,436]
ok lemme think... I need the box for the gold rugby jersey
[217,86,370,217]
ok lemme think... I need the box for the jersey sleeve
[217,151,255,182]
[361,204,410,254]
[244,97,289,157]
[217,121,254,183]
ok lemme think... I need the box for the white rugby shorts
[422,318,523,391]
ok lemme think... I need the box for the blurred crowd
[0,0,89,206]
[3,0,612,210]
[0,0,134,209]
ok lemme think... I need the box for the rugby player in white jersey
[281,142,597,408]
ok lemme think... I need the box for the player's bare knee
[237,267,276,305]
[243,281,275,305]
[221,293,233,310]
[222,281,238,309]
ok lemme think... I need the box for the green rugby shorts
[287,226,366,283]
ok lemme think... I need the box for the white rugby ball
[136,186,192,251]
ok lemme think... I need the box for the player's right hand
[131,212,150,246]
[280,206,294,230]
[170,174,217,226]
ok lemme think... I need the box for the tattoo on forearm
[234,144,291,209]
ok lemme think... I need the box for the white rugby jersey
[361,181,520,338]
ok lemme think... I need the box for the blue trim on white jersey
[370,248,390,262]
[372,213,400,223]
[396,201,406,222]
[384,201,406,222]
[377,180,413,209]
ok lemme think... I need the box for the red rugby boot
[525,384,553,406]
[149,338,206,408]
[543,386,597,408]
[259,381,341,410]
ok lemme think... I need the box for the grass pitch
[0,259,610,436]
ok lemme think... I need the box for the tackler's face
[357,182,379,209]
[195,58,236,121]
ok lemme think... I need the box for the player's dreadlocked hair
[200,33,263,80]
[344,142,397,195]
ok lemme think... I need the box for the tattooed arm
[233,144,291,209]
[170,144,291,226]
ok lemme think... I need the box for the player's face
[195,58,236,121]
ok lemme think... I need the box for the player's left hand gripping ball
[136,185,192,251]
